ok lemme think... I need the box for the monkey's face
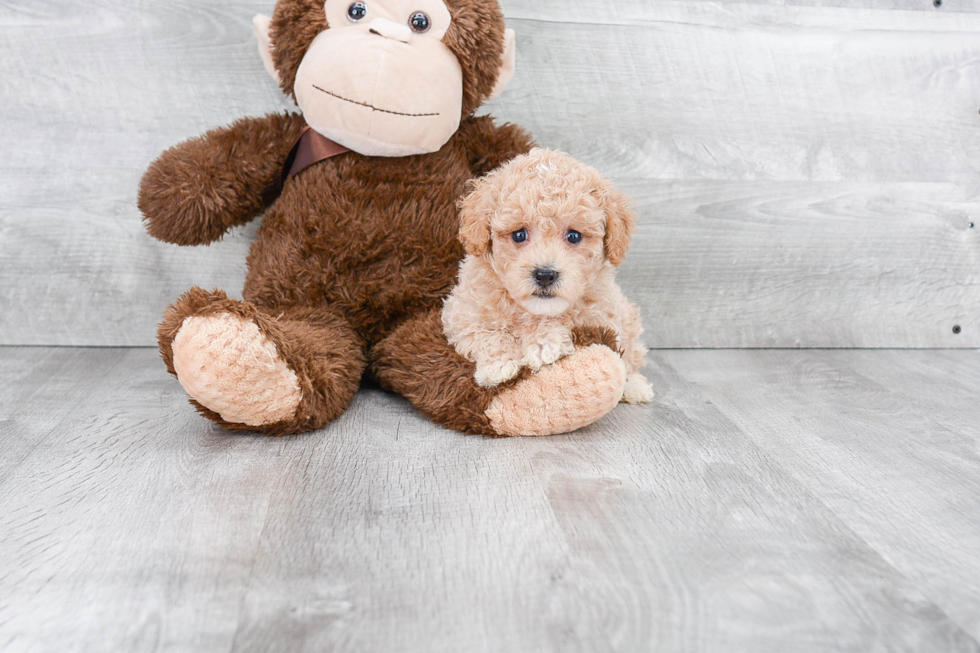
[258,0,515,157]
[296,0,461,156]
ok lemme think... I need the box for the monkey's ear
[595,179,637,267]
[457,179,495,257]
[487,28,516,101]
[253,15,281,85]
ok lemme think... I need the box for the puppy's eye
[512,228,529,244]
[409,11,430,33]
[566,230,583,245]
[347,2,368,21]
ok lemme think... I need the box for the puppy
[442,148,654,404]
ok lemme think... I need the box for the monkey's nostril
[533,268,559,287]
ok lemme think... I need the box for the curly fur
[443,149,654,403]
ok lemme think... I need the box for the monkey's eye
[512,228,529,244]
[347,2,368,21]
[566,230,583,245]
[409,11,430,33]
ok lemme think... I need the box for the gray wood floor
[1,347,978,653]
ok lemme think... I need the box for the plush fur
[142,113,308,246]
[140,0,634,436]
[157,288,366,435]
[172,313,302,427]
[486,345,629,436]
[443,149,655,404]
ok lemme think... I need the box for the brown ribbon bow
[280,125,350,188]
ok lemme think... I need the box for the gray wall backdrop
[1,0,978,348]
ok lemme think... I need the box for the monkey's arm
[458,115,536,178]
[138,112,307,246]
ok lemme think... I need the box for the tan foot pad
[172,313,302,427]
[486,344,627,437]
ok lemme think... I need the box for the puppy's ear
[457,177,495,257]
[593,176,637,267]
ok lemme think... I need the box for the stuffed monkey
[139,0,629,436]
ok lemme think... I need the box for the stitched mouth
[312,85,440,117]
[532,291,556,298]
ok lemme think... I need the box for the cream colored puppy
[442,148,654,404]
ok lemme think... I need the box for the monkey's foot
[486,345,627,437]
[171,312,302,428]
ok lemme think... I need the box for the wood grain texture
[503,0,980,14]
[618,180,980,348]
[1,0,978,347]
[662,348,980,642]
[2,347,980,652]
[496,3,980,183]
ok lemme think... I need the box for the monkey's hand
[138,113,306,246]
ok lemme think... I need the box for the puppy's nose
[533,268,560,288]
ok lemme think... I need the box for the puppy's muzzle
[532,267,560,289]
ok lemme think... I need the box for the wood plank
[0,0,288,347]
[0,348,295,651]
[512,365,980,653]
[662,348,980,641]
[4,179,974,348]
[2,1,978,346]
[494,6,980,183]
[0,348,115,481]
[3,347,980,651]
[618,180,980,348]
[502,0,980,22]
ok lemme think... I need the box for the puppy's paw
[541,344,563,366]
[557,336,576,359]
[542,337,576,366]
[475,359,521,387]
[622,373,655,404]
[524,338,574,371]
[522,345,546,371]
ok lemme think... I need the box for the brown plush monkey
[139,0,630,437]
